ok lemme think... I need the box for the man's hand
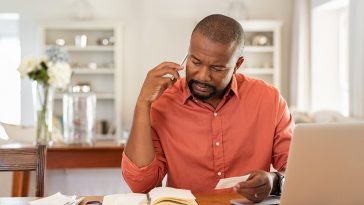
[138,62,183,104]
[125,62,184,167]
[233,170,277,203]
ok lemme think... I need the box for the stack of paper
[29,192,83,205]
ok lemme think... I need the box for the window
[311,0,349,116]
[0,13,21,124]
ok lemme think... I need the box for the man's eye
[192,61,200,65]
[212,67,225,71]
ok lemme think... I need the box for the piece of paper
[29,192,80,205]
[215,174,250,189]
[102,193,147,205]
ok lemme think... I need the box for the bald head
[192,14,245,55]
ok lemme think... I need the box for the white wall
[349,0,364,118]
[311,7,346,112]
[0,0,294,130]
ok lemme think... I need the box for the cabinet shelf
[241,68,274,75]
[45,45,114,51]
[72,68,115,74]
[54,93,115,100]
[244,46,274,52]
[95,93,115,99]
[239,20,282,89]
[42,22,123,140]
[94,134,117,141]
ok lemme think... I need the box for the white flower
[47,62,72,89]
[18,57,38,78]
[39,55,49,63]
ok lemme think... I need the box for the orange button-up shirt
[122,73,294,193]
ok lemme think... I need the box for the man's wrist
[271,172,284,196]
[136,98,152,108]
[137,96,152,105]
[269,172,279,195]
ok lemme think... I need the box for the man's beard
[187,79,218,101]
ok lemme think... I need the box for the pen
[147,193,151,205]
[180,53,188,66]
[163,53,188,80]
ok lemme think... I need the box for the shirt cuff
[122,152,159,177]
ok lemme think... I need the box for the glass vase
[32,81,54,146]
[63,85,96,145]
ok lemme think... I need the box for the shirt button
[215,142,220,146]
[217,172,222,176]
[213,112,218,117]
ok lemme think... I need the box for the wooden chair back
[0,145,46,197]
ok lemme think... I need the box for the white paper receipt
[215,174,250,189]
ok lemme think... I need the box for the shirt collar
[229,74,239,99]
[180,74,240,105]
[181,78,192,104]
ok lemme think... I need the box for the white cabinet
[41,22,123,140]
[239,20,282,89]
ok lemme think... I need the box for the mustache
[188,79,215,89]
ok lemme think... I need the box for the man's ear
[233,56,245,73]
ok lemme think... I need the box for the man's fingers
[236,190,261,200]
[160,76,177,89]
[139,61,183,103]
[234,170,276,203]
[238,174,266,188]
[234,186,269,203]
[148,61,184,81]
[234,172,271,203]
[155,61,184,71]
[247,193,265,203]
[249,185,270,195]
[235,183,267,195]
[154,66,182,80]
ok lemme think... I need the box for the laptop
[280,122,364,205]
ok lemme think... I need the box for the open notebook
[103,187,197,205]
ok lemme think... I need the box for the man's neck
[202,84,230,109]
[204,98,222,109]
[203,89,228,108]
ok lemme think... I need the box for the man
[122,14,294,202]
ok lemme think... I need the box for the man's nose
[195,66,212,82]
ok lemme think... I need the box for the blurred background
[0,0,363,197]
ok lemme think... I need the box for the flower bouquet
[18,47,72,145]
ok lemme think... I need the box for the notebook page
[102,193,147,205]
[149,187,196,203]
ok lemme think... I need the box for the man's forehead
[189,32,237,62]
[190,31,235,46]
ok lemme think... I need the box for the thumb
[246,172,257,181]
[238,173,257,188]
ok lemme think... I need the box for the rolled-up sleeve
[272,93,295,172]
[121,126,167,193]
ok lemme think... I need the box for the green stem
[35,83,50,144]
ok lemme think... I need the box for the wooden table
[9,141,124,197]
[46,141,124,169]
[0,193,243,205]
